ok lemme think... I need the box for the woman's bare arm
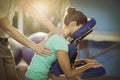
[56,50,101,79]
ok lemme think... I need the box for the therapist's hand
[31,40,51,56]
[49,27,64,37]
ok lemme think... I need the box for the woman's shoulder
[47,34,66,44]
[50,34,64,39]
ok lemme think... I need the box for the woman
[25,7,102,80]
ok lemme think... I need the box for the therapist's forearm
[0,17,36,49]
[22,1,56,32]
[7,26,36,49]
[38,14,56,31]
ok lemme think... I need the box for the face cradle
[66,21,82,36]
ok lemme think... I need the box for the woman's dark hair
[64,7,87,26]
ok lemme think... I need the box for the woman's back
[25,34,68,80]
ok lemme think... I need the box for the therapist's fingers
[37,40,51,55]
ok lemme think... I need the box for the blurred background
[70,0,120,77]
[10,0,120,80]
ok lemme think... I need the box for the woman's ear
[69,21,78,34]
[69,21,77,27]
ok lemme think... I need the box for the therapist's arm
[22,1,63,36]
[0,17,50,56]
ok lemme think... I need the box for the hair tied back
[67,7,76,14]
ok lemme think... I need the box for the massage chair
[50,18,106,78]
